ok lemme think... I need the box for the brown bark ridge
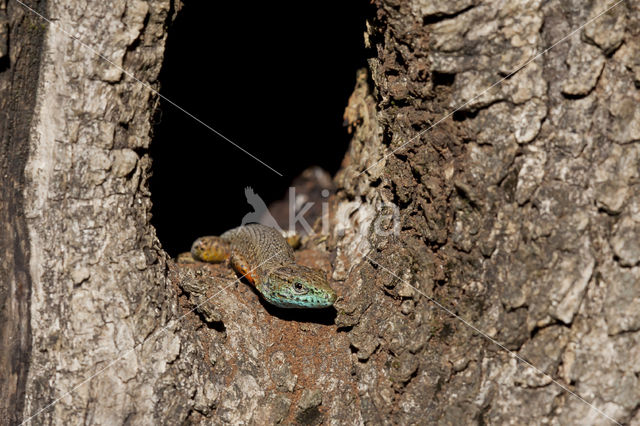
[4,0,640,425]
[171,1,640,424]
[330,0,640,424]
[0,0,44,424]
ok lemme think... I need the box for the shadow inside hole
[149,1,372,257]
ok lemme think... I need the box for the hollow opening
[150,2,371,256]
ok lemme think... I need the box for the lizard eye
[293,281,308,294]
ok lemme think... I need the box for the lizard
[189,224,337,309]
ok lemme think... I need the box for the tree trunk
[1,0,215,424]
[2,0,640,425]
[332,0,640,424]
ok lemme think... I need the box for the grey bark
[2,0,640,425]
[2,0,216,424]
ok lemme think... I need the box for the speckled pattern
[191,224,336,309]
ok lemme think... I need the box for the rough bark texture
[0,1,44,424]
[16,0,217,424]
[329,0,640,424]
[4,0,640,425]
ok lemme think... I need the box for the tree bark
[1,0,216,424]
[0,1,44,423]
[332,0,640,424]
[2,0,640,425]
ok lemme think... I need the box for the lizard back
[221,224,295,272]
[189,224,336,308]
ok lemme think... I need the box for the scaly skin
[190,224,336,309]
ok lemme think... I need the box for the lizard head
[261,265,337,309]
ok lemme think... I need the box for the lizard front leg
[229,251,259,288]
